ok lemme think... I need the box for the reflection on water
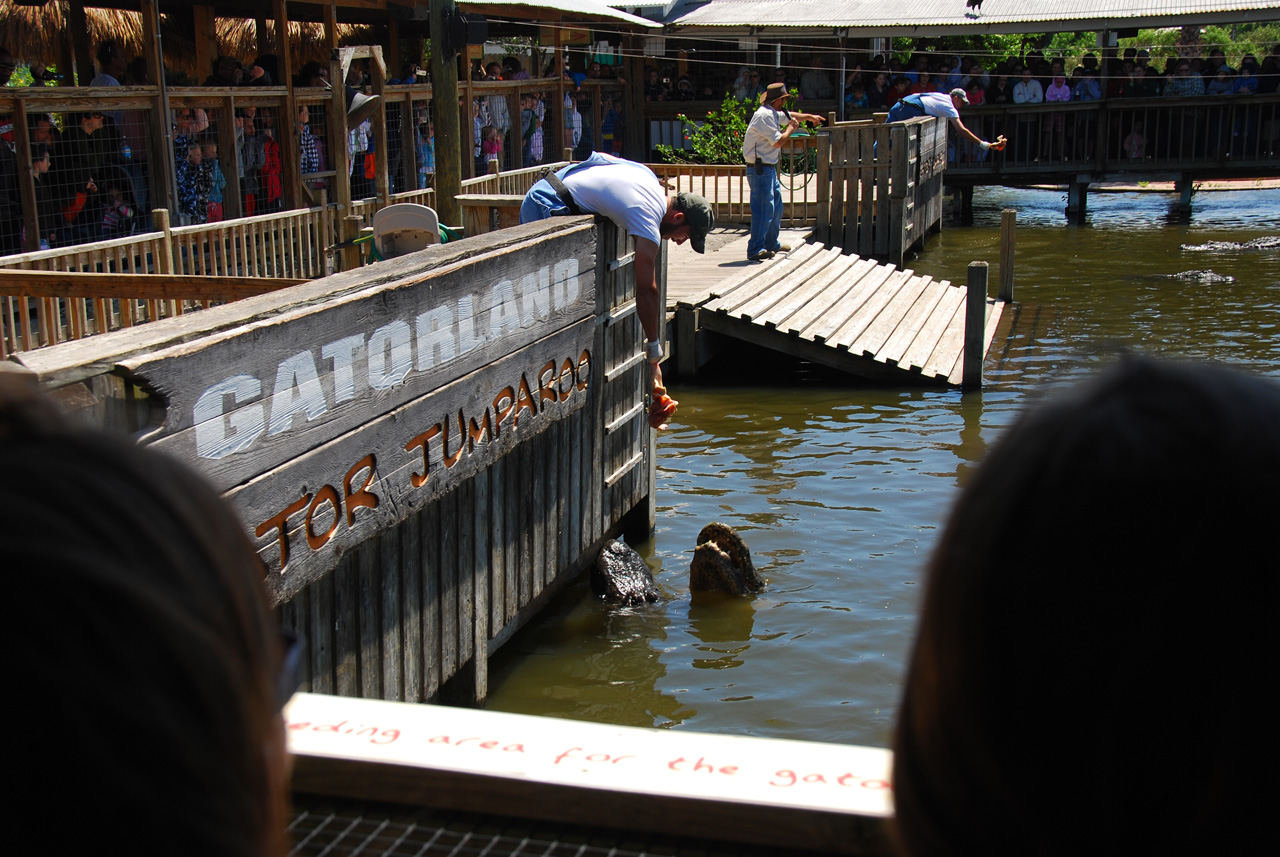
[486,188,1280,747]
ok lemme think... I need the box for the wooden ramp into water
[672,242,1005,387]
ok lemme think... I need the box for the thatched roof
[0,1,373,76]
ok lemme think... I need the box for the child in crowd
[100,183,133,235]
[1124,120,1146,160]
[481,123,502,166]
[845,84,869,110]
[203,137,226,223]
[530,94,546,164]
[416,113,435,189]
[179,144,207,224]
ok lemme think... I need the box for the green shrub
[655,94,754,166]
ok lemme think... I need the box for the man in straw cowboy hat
[742,82,824,262]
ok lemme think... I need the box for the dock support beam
[958,185,975,226]
[963,261,988,391]
[1173,177,1195,219]
[998,209,1016,302]
[1066,180,1088,223]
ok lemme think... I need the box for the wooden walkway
[666,232,1005,387]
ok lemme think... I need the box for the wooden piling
[963,261,988,391]
[998,209,1016,302]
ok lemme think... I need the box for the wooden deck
[666,230,1005,387]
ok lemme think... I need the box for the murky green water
[485,187,1280,748]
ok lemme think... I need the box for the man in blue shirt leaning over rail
[887,88,1005,152]
[522,152,714,429]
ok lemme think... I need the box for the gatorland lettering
[193,259,581,460]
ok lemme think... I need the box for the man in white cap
[887,88,1004,152]
[742,81,824,262]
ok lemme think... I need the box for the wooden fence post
[998,209,1016,302]
[963,261,988,391]
[154,209,174,275]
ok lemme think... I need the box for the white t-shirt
[911,92,960,120]
[560,153,666,244]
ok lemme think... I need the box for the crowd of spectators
[4,39,1279,252]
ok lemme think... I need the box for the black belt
[545,172,582,215]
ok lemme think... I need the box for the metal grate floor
[289,797,827,857]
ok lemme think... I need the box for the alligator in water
[1180,236,1280,252]
[690,522,763,596]
[591,539,661,606]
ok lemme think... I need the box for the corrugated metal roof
[663,0,1280,33]
[463,0,663,27]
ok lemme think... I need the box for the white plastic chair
[370,203,439,260]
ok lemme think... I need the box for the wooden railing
[936,93,1280,178]
[649,135,823,228]
[812,116,947,265]
[1,159,564,357]
[1,205,327,356]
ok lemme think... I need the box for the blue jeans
[520,179,570,223]
[746,165,783,257]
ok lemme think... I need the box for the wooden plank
[380,526,403,701]
[921,298,967,382]
[859,129,875,259]
[734,249,841,324]
[400,505,423,702]
[489,454,506,634]
[421,502,441,700]
[440,483,458,683]
[457,475,475,667]
[804,263,898,344]
[854,276,938,360]
[308,567,334,695]
[781,257,878,337]
[359,540,382,699]
[758,252,860,333]
[333,552,360,697]
[946,299,1007,386]
[829,128,846,249]
[504,443,519,625]
[704,244,823,315]
[873,125,891,259]
[829,269,914,350]
[0,269,303,300]
[897,283,964,373]
[473,465,490,702]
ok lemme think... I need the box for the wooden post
[141,0,174,213]
[255,14,270,58]
[274,0,302,212]
[14,109,40,252]
[554,27,566,159]
[1066,179,1088,223]
[998,209,1016,302]
[369,46,390,207]
[68,1,94,86]
[429,0,463,227]
[388,19,401,77]
[962,261,988,391]
[329,48,352,255]
[193,6,219,84]
[217,96,243,220]
[154,209,174,274]
[401,91,419,197]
